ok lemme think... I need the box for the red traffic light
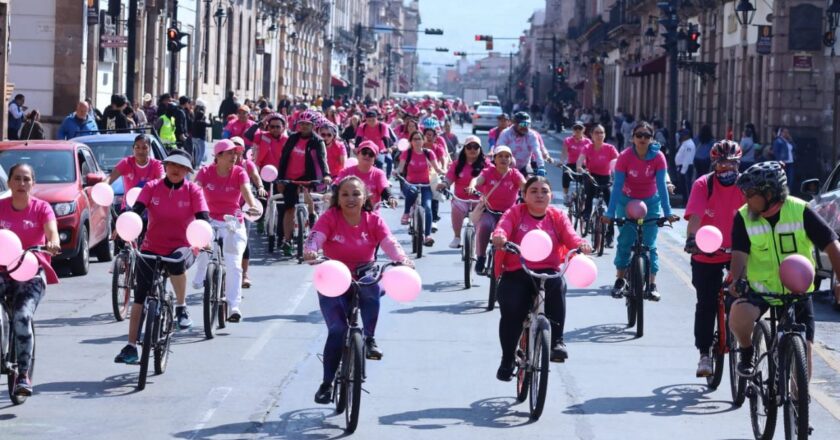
[167,27,179,41]
[475,35,482,41]
[689,31,700,42]
[555,66,565,75]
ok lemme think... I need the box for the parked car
[0,141,112,275]
[471,105,503,134]
[0,166,9,199]
[801,169,840,293]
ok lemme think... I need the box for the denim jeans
[614,194,662,274]
[402,185,433,236]
[375,152,394,177]
[192,138,207,168]
[0,274,45,375]
[318,280,381,383]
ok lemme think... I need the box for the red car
[0,141,112,275]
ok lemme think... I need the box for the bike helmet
[295,110,320,127]
[513,112,531,123]
[263,112,286,125]
[710,139,743,163]
[736,161,788,200]
[317,119,338,135]
[421,117,440,132]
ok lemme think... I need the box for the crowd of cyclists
[1,93,838,437]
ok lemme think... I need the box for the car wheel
[93,218,113,262]
[70,226,90,276]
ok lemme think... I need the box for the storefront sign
[793,54,813,71]
[87,0,99,25]
[757,25,772,55]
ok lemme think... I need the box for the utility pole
[355,23,364,99]
[169,0,179,96]
[508,52,513,109]
[660,0,681,159]
[126,0,138,103]
[385,43,392,97]
[551,34,557,97]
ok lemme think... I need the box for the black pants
[431,199,440,222]
[498,269,567,365]
[583,173,611,218]
[691,260,727,354]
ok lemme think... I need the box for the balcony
[607,0,641,40]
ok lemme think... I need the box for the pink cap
[214,139,243,156]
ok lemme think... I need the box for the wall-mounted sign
[793,53,813,71]
[87,0,99,25]
[757,25,772,55]
[256,38,265,55]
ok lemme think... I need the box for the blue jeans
[318,280,381,383]
[402,185,433,236]
[375,152,394,177]
[614,194,662,274]
[192,138,207,168]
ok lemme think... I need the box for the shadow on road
[427,250,460,256]
[172,408,350,440]
[379,396,532,429]
[31,373,138,399]
[563,383,737,417]
[391,300,489,316]
[566,286,611,298]
[35,312,114,328]
[247,310,323,324]
[421,280,464,293]
[564,323,637,344]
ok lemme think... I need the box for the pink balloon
[10,251,39,282]
[609,159,618,172]
[260,165,278,182]
[91,182,115,206]
[696,225,723,253]
[382,266,422,302]
[313,260,352,297]
[242,201,264,222]
[520,229,553,262]
[625,199,648,220]
[397,139,410,152]
[116,212,143,241]
[779,255,815,294]
[186,220,213,248]
[345,157,359,168]
[0,229,23,266]
[125,187,142,208]
[566,255,598,287]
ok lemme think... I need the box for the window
[0,150,76,183]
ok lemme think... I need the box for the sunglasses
[464,143,480,150]
[359,149,376,157]
[634,132,652,139]
[592,131,605,135]
[269,125,284,129]
[518,122,531,127]
[320,132,334,138]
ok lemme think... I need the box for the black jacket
[278,132,330,180]
[102,106,129,130]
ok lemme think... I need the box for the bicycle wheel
[7,320,34,405]
[111,253,132,321]
[138,299,157,390]
[633,256,645,338]
[296,209,306,261]
[345,330,364,433]
[217,268,227,329]
[749,320,776,440]
[729,327,747,406]
[591,214,603,256]
[335,351,348,414]
[463,229,473,288]
[154,302,173,375]
[515,328,531,403]
[487,275,497,311]
[529,320,551,420]
[707,311,725,389]
[782,335,810,440]
[415,208,424,259]
[203,262,220,339]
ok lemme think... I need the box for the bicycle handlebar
[277,179,323,186]
[306,258,407,286]
[502,242,582,280]
[134,249,191,264]
[394,174,432,188]
[612,217,674,228]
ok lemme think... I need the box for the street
[2,124,840,440]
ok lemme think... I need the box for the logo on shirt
[178,201,190,208]
[206,183,216,191]
[332,234,345,243]
[151,197,161,206]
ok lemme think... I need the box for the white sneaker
[192,281,204,291]
[696,355,713,377]
[432,222,438,233]
[449,237,461,249]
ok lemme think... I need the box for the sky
[413,0,546,80]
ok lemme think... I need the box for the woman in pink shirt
[491,176,591,380]
[303,176,412,404]
[0,163,60,396]
[437,135,488,249]
[466,146,526,274]
[318,120,347,176]
[577,124,619,243]
[396,117,419,140]
[395,130,445,246]
[231,137,265,289]
[421,118,449,229]
[248,113,288,170]
[108,134,165,208]
[190,140,260,322]
[561,122,593,201]
[223,105,257,147]
[336,141,396,209]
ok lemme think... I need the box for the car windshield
[84,141,135,171]
[477,106,502,114]
[0,166,7,192]
[0,150,76,183]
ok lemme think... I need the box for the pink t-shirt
[615,147,668,199]
[195,164,249,221]
[337,166,389,205]
[488,126,502,146]
[426,137,448,165]
[285,138,308,180]
[326,140,347,176]
[240,158,258,176]
[355,122,387,152]
[494,205,582,272]
[477,166,526,212]
[312,209,395,271]
[404,149,437,184]
[445,159,487,200]
[684,174,746,264]
[224,120,256,146]
[115,157,164,191]
[137,179,208,254]
[253,129,288,169]
[564,135,592,164]
[581,143,619,176]
[0,197,55,250]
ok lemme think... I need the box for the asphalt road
[2,124,839,439]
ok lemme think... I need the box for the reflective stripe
[750,280,770,293]
[746,224,771,236]
[775,222,804,234]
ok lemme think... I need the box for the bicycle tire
[707,310,725,389]
[782,335,809,440]
[203,262,219,339]
[345,330,364,433]
[111,254,131,321]
[138,299,157,390]
[529,321,551,420]
[591,215,603,257]
[154,302,172,375]
[218,268,227,330]
[335,349,348,414]
[0,308,8,376]
[7,320,34,405]
[515,328,530,403]
[750,320,776,440]
[633,256,645,338]
[463,229,473,289]
[415,208,424,259]
[729,327,747,406]
[296,209,306,261]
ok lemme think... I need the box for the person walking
[739,123,758,171]
[693,124,714,176]
[772,127,796,190]
[7,94,26,140]
[674,129,697,201]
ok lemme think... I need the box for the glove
[536,167,546,177]
[684,234,700,254]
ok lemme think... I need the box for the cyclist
[683,140,745,377]
[0,163,60,396]
[562,121,593,204]
[394,130,445,246]
[491,176,592,380]
[114,150,209,364]
[247,112,288,170]
[467,146,526,274]
[728,162,840,379]
[190,140,260,322]
[487,113,510,150]
[421,117,450,231]
[396,116,419,141]
[336,141,396,209]
[355,108,393,175]
[107,134,165,203]
[578,124,618,245]
[231,136,266,289]
[437,135,489,249]
[319,120,347,176]
[223,105,256,147]
[303,176,413,404]
[603,121,677,301]
[496,112,545,176]
[441,119,459,159]
[276,110,332,257]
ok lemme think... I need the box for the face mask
[717,170,737,186]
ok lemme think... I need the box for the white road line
[187,386,232,439]
[241,280,313,361]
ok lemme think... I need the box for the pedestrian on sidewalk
[674,129,696,201]
[693,124,714,176]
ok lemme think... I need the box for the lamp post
[734,0,757,27]
[659,0,681,159]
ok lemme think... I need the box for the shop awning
[331,74,350,88]
[365,78,381,88]
[624,55,667,77]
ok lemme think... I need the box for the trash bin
[211,117,223,141]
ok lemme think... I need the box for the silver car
[802,171,840,294]
[471,105,503,134]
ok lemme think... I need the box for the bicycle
[111,240,137,321]
[263,181,285,254]
[203,219,235,339]
[612,216,674,338]
[0,246,46,405]
[561,165,587,237]
[134,249,189,390]
[742,289,814,440]
[277,179,325,262]
[448,190,480,289]
[502,243,580,420]
[396,174,432,259]
[470,189,504,310]
[582,174,611,257]
[703,254,744,403]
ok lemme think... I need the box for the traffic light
[424,28,444,35]
[167,27,188,52]
[687,26,701,53]
[554,65,566,83]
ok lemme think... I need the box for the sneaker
[228,308,242,323]
[365,337,383,360]
[551,341,569,362]
[648,284,661,302]
[696,354,713,377]
[282,241,293,257]
[14,374,32,397]
[431,222,438,233]
[449,237,461,249]
[192,281,204,291]
[496,360,515,382]
[401,214,410,225]
[242,276,251,289]
[423,236,435,247]
[475,256,486,275]
[611,278,627,298]
[314,382,333,404]
[114,344,139,364]
[737,346,755,377]
[176,306,193,329]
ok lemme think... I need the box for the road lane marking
[241,280,312,361]
[187,386,232,439]
[812,388,840,422]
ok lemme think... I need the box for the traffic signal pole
[170,0,179,96]
[126,0,138,103]
[660,0,681,159]
[551,34,557,97]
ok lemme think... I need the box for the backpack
[401,148,433,178]
[704,172,715,199]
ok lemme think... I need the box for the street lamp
[734,0,757,26]
[644,16,657,48]
[268,23,278,39]
[214,2,227,28]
